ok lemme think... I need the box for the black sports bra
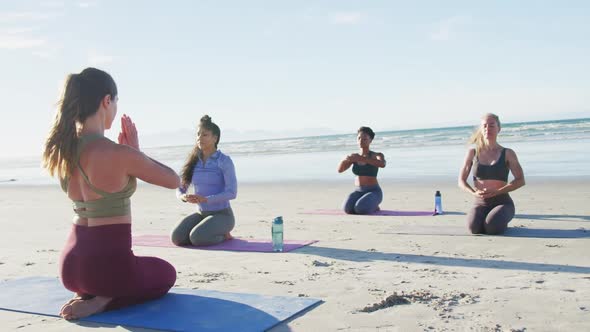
[473,148,509,182]
[352,152,379,177]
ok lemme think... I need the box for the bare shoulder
[504,148,520,162]
[92,140,145,168]
[373,151,385,158]
[80,137,118,161]
[111,141,136,154]
[504,147,518,158]
[78,138,129,185]
[460,148,476,167]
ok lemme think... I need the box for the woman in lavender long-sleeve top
[171,115,237,246]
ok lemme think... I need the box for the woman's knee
[484,205,514,235]
[189,219,231,246]
[466,206,487,234]
[343,198,357,214]
[354,197,380,214]
[343,206,356,214]
[170,214,202,246]
[353,204,373,215]
[484,218,510,235]
[353,201,379,214]
[467,222,484,234]
[160,260,177,287]
[353,207,367,214]
[467,214,485,234]
[189,232,225,246]
[484,223,508,235]
[170,229,188,246]
[139,257,177,290]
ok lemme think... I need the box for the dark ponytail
[180,115,221,185]
[200,115,221,148]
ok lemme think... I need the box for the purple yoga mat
[133,235,317,253]
[300,209,434,216]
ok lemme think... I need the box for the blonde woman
[458,113,525,234]
[43,68,179,320]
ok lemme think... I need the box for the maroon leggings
[59,224,176,311]
[466,194,515,235]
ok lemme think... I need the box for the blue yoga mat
[0,277,321,332]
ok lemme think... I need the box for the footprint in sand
[272,280,295,286]
[545,244,563,248]
[359,293,411,313]
[312,260,333,267]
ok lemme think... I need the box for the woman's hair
[42,67,118,179]
[468,113,501,153]
[358,126,375,140]
[180,115,221,185]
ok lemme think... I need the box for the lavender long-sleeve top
[177,150,237,212]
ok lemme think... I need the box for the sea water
[2,118,589,185]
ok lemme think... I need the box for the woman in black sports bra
[458,113,525,234]
[338,126,386,214]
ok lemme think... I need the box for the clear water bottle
[434,190,443,215]
[272,216,284,252]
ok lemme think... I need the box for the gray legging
[171,208,235,246]
[467,194,515,235]
[343,185,383,215]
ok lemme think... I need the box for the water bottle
[434,190,443,215]
[272,216,284,252]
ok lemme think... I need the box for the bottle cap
[273,216,283,224]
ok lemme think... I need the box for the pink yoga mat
[133,235,317,253]
[300,209,434,216]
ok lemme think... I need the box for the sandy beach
[0,178,589,331]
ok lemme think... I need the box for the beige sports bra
[60,134,136,218]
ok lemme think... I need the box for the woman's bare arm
[494,148,525,194]
[458,148,476,195]
[119,145,180,189]
[338,155,353,173]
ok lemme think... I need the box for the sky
[1,0,589,157]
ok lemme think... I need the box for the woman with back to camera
[458,113,525,235]
[42,68,180,320]
[171,115,237,246]
[338,126,386,214]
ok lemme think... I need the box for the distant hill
[139,127,346,148]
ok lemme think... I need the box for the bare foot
[60,296,111,320]
[224,233,234,240]
[59,293,95,316]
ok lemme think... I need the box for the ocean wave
[138,118,590,158]
[2,118,589,171]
